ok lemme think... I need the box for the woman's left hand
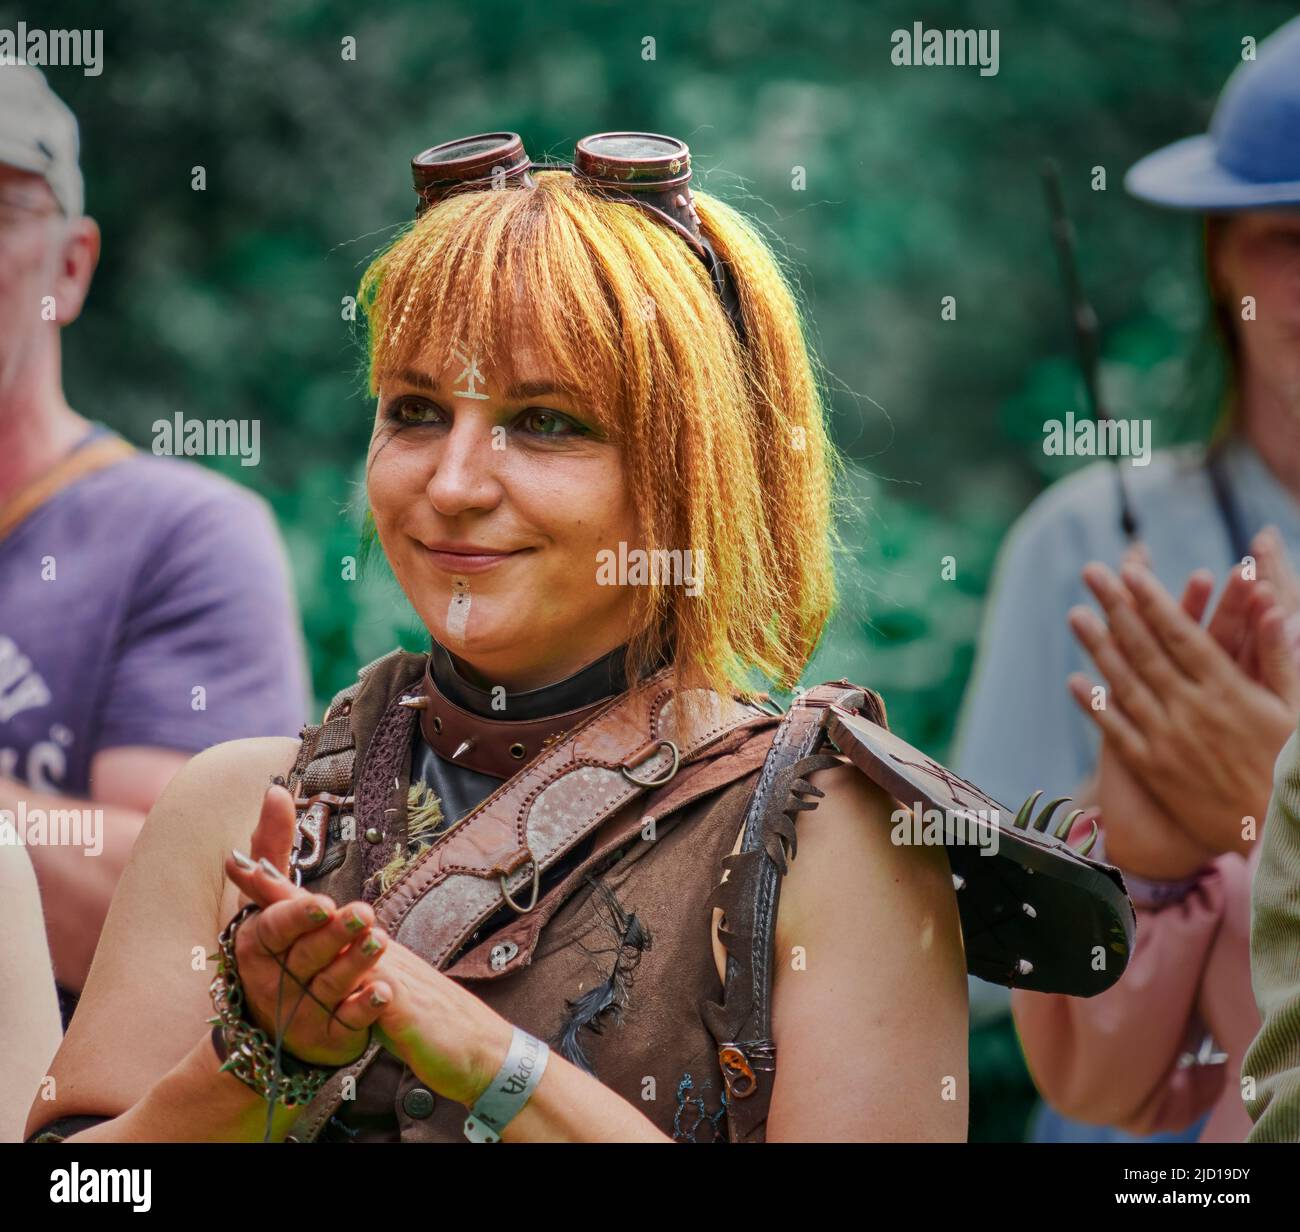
[365,938,512,1108]
[1067,560,1300,857]
[224,846,512,1110]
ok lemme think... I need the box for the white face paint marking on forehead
[446,577,471,642]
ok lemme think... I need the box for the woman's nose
[424,416,502,514]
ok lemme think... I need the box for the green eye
[388,396,442,426]
[521,408,585,436]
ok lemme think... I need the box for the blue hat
[1125,17,1300,211]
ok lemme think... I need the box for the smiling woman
[357,155,837,706]
[26,131,1122,1148]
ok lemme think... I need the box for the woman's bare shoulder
[765,757,968,1140]
[142,736,301,848]
[164,735,302,796]
[778,758,958,944]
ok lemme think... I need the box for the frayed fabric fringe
[367,782,446,896]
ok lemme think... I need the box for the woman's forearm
[496,1045,672,1143]
[423,1005,670,1142]
[54,1033,303,1143]
[375,943,674,1143]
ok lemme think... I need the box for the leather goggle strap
[411,151,745,341]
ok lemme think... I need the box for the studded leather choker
[406,651,625,779]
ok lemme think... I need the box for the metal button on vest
[402,1087,436,1119]
[490,940,519,971]
[364,827,382,844]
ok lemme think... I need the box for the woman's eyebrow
[381,371,572,402]
[503,379,574,401]
[386,368,438,392]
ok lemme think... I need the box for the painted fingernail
[257,857,285,880]
[306,902,330,923]
[361,934,385,956]
[231,849,256,872]
[369,990,388,1008]
[344,912,366,933]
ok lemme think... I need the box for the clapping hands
[1066,529,1300,877]
[219,782,510,1108]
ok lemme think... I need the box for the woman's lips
[424,546,531,574]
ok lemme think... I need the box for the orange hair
[359,171,843,709]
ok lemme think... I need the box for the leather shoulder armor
[702,681,1136,1144]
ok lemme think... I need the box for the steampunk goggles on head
[409,131,744,338]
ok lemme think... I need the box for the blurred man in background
[0,65,310,1031]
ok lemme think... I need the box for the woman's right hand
[221,783,391,1069]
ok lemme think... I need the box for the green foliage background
[19,0,1293,1139]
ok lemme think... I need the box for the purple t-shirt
[0,429,310,796]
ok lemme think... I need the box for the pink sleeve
[1012,854,1239,1134]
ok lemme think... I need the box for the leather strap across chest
[375,664,773,961]
[702,681,885,1143]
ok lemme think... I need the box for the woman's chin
[424,608,525,659]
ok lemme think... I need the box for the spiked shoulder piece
[702,683,1136,1143]
[825,707,1134,994]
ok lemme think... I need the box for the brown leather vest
[300,650,781,1142]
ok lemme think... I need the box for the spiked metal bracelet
[207,903,338,1107]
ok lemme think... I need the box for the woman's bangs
[366,185,625,434]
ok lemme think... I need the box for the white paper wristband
[463,1028,550,1143]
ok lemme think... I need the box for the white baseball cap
[0,63,84,216]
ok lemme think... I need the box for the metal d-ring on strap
[500,847,542,913]
[621,739,680,787]
[500,741,679,914]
